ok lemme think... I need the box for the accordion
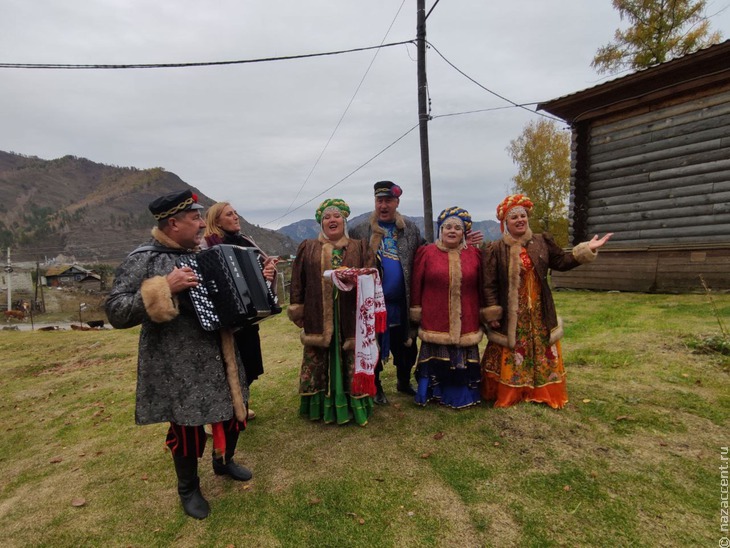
[177,244,281,331]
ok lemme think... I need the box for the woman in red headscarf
[481,194,612,408]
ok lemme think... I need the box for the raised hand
[466,229,484,247]
[588,233,613,251]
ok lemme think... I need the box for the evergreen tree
[592,0,722,75]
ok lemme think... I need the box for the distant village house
[44,264,102,290]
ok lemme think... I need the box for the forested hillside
[1,151,297,263]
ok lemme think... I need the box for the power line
[12,123,420,240]
[263,123,420,227]
[0,41,415,70]
[265,46,563,228]
[425,40,563,122]
[13,129,423,251]
[12,91,548,254]
[425,0,442,20]
[11,234,151,253]
[432,103,540,119]
[3,30,564,237]
[281,0,409,219]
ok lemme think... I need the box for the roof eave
[538,40,730,123]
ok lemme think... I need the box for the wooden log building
[538,40,730,293]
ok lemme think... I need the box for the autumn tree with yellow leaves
[507,119,571,246]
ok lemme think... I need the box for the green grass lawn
[0,291,728,547]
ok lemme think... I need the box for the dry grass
[0,291,728,547]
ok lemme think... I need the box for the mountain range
[2,151,500,264]
[1,151,297,264]
[278,214,501,244]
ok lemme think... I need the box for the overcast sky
[2,0,729,229]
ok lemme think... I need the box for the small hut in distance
[538,40,730,293]
[44,264,102,290]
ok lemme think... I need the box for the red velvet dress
[410,243,484,408]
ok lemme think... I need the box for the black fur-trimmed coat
[105,228,248,426]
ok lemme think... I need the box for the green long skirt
[299,289,373,425]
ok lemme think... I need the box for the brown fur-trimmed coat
[287,234,374,349]
[483,229,597,349]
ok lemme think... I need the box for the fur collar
[366,211,406,256]
[501,227,533,248]
[368,211,406,233]
[502,227,532,349]
[318,232,349,249]
[435,240,463,253]
[150,227,200,252]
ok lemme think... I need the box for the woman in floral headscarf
[409,207,486,409]
[481,194,612,408]
[288,198,376,425]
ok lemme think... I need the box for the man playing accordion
[105,189,251,520]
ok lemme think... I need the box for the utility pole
[34,259,46,319]
[34,261,40,310]
[416,0,434,242]
[4,248,12,311]
[38,261,46,312]
[30,261,38,330]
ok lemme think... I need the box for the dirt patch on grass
[35,357,106,376]
[481,502,521,547]
[618,408,724,469]
[391,475,482,547]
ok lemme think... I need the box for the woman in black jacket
[204,202,279,395]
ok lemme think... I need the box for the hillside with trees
[0,151,297,263]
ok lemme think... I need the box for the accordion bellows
[177,244,281,331]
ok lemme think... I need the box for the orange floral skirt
[481,267,568,409]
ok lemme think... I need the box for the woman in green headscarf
[288,198,376,425]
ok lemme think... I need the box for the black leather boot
[212,428,252,481]
[374,379,389,405]
[396,365,416,395]
[173,455,210,520]
[213,456,253,481]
